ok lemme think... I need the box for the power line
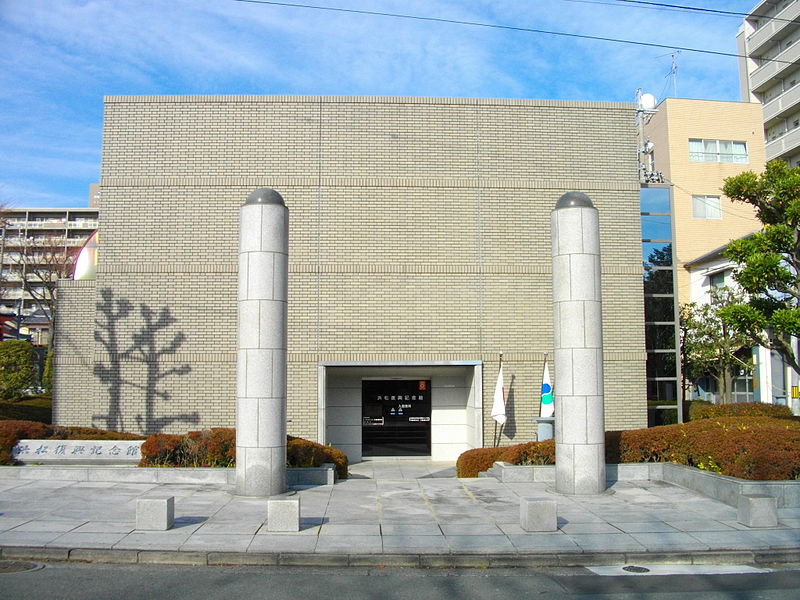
[611,0,799,24]
[230,0,796,65]
[561,0,740,19]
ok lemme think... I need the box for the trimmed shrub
[0,394,52,423]
[139,429,236,468]
[139,433,188,467]
[688,401,793,420]
[456,446,507,478]
[515,438,556,465]
[0,420,144,465]
[455,440,557,477]
[138,429,349,478]
[287,436,348,480]
[0,341,39,402]
[458,415,800,481]
[0,420,50,464]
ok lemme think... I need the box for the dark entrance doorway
[362,379,431,457]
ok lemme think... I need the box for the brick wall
[54,96,647,442]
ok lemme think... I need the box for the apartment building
[0,207,98,344]
[737,0,800,166]
[53,95,648,461]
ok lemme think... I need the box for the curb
[1,546,796,568]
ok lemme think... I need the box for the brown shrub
[139,433,184,467]
[0,420,145,465]
[511,439,556,466]
[456,440,558,477]
[458,415,800,481]
[47,427,145,441]
[0,420,51,464]
[138,429,348,477]
[286,438,348,480]
[456,446,509,477]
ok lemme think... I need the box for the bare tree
[7,234,79,344]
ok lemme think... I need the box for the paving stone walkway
[0,461,798,567]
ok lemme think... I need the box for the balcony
[766,125,800,161]
[750,42,800,92]
[746,1,800,56]
[67,220,98,229]
[763,81,800,123]
[25,219,67,229]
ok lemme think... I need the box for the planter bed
[490,461,800,508]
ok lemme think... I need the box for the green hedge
[688,400,793,420]
[457,415,800,481]
[0,341,39,402]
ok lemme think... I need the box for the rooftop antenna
[657,50,681,98]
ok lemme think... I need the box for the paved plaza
[0,461,798,567]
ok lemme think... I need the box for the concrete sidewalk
[0,461,798,567]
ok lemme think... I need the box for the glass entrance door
[362,379,431,456]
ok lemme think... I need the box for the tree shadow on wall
[92,288,199,434]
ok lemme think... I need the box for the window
[708,271,726,288]
[692,195,722,219]
[689,139,748,163]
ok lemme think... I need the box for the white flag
[540,361,554,418]
[491,363,506,425]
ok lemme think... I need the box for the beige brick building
[643,98,765,302]
[53,95,647,462]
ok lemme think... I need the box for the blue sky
[1,0,758,209]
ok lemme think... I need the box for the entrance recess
[362,380,431,456]
[321,362,482,462]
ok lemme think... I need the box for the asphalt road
[2,562,800,600]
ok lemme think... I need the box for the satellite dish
[639,93,657,111]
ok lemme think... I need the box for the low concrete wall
[661,463,800,509]
[491,462,800,508]
[492,462,664,483]
[0,465,336,488]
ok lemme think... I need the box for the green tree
[719,160,800,375]
[681,287,752,404]
[42,346,54,395]
[0,340,39,402]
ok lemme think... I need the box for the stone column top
[245,188,285,206]
[555,191,594,210]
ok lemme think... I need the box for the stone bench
[520,498,558,532]
[267,496,300,532]
[738,494,778,528]
[136,496,174,531]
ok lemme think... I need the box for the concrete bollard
[520,498,558,532]
[552,191,606,495]
[267,497,301,532]
[737,494,778,528]
[236,188,289,497]
[136,496,174,531]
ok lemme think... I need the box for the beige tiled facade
[54,95,647,455]
[644,98,765,302]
